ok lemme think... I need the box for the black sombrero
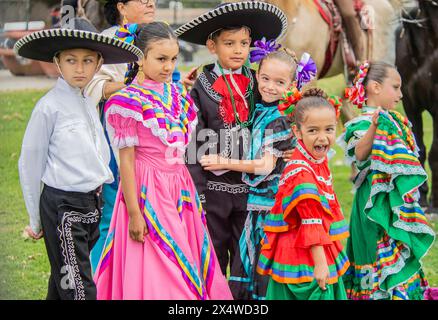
[175,1,288,46]
[14,18,143,64]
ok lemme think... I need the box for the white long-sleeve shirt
[18,77,114,234]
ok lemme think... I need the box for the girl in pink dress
[93,22,233,300]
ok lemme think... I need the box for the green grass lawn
[0,77,437,299]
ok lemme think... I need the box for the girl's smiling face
[256,58,294,103]
[293,106,337,159]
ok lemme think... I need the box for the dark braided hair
[292,88,336,128]
[104,0,130,26]
[125,21,178,85]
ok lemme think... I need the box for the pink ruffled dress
[93,78,233,300]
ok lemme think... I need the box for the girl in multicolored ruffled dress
[256,87,350,300]
[339,61,435,300]
[93,22,232,300]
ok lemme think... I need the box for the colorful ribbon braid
[114,23,140,85]
[327,95,343,120]
[278,82,302,118]
[114,23,138,44]
[295,52,317,90]
[249,37,281,63]
[345,61,369,109]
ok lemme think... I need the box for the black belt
[43,184,103,199]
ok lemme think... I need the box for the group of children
[16,1,435,300]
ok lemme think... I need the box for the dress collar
[132,77,165,95]
[361,105,378,114]
[296,139,326,164]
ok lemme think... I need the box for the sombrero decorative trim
[14,28,144,64]
[175,1,288,45]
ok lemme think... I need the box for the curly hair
[292,87,335,128]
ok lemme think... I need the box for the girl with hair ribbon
[339,61,435,300]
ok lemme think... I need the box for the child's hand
[129,212,148,243]
[200,154,228,171]
[282,149,294,162]
[314,262,330,290]
[24,226,43,240]
[372,107,382,126]
[182,66,200,89]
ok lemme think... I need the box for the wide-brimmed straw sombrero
[175,1,288,46]
[14,18,143,64]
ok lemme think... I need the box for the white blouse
[18,77,114,234]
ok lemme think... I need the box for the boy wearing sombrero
[16,18,143,300]
[176,1,287,278]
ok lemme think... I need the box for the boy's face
[293,107,337,160]
[55,48,101,89]
[206,27,251,71]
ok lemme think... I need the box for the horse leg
[428,111,438,214]
[405,100,429,207]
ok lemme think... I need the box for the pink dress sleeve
[107,113,139,149]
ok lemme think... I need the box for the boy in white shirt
[15,18,143,300]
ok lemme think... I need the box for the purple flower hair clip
[295,52,317,90]
[249,37,281,63]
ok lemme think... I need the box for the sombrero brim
[14,28,144,64]
[175,1,288,46]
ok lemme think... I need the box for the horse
[396,0,438,212]
[225,0,417,121]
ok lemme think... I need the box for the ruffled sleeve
[338,116,372,166]
[104,90,143,149]
[264,171,332,235]
[106,113,139,149]
[292,199,332,248]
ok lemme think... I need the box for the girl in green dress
[339,61,436,300]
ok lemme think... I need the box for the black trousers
[39,185,102,300]
[205,187,248,275]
